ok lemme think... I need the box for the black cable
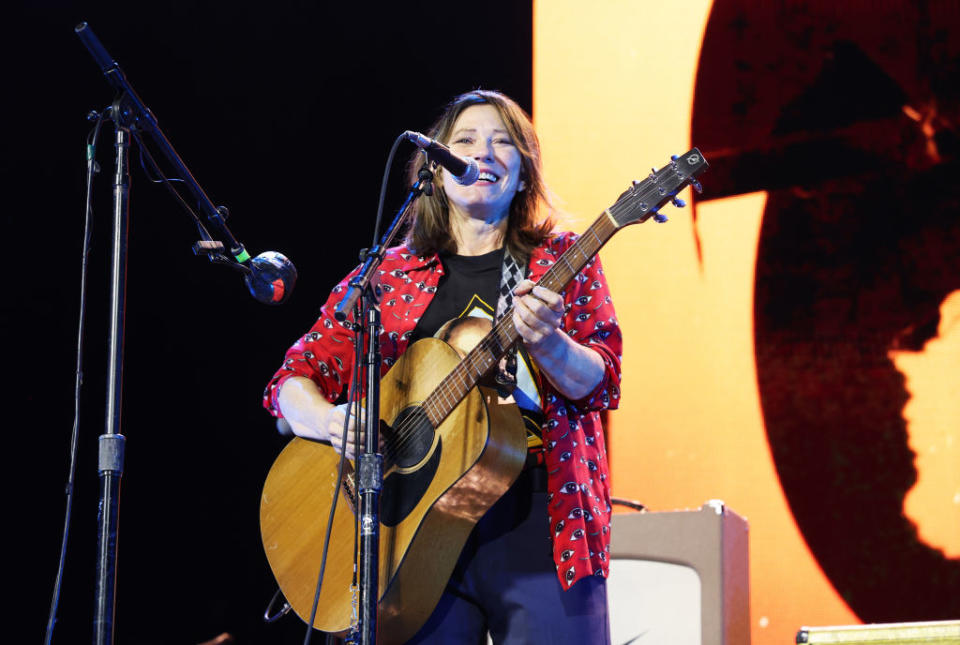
[350,306,364,594]
[262,587,292,623]
[129,130,216,241]
[44,109,107,645]
[610,497,647,512]
[371,133,410,244]
[303,315,366,645]
[137,138,185,185]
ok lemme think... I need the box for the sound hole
[380,405,441,527]
[386,405,435,469]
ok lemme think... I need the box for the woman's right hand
[277,377,380,460]
[323,402,366,460]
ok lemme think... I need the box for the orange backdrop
[534,2,870,643]
[535,1,960,641]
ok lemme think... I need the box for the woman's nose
[469,138,495,160]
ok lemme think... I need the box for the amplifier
[608,500,750,645]
[797,619,960,644]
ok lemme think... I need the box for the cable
[371,133,410,245]
[610,497,647,512]
[44,109,107,645]
[302,314,366,645]
[129,130,217,243]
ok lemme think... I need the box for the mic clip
[358,245,388,263]
[416,162,434,196]
[193,240,252,276]
[192,239,225,256]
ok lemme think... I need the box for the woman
[264,90,622,643]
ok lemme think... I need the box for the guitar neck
[421,214,619,428]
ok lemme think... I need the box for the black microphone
[403,131,480,185]
[243,251,298,305]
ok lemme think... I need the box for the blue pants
[406,467,610,645]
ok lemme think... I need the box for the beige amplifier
[608,500,750,645]
[796,619,960,644]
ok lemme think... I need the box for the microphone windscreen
[454,160,480,186]
[245,251,298,305]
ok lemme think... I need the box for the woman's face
[441,103,525,224]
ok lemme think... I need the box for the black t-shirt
[411,248,504,343]
[410,247,545,452]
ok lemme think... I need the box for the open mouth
[477,170,500,183]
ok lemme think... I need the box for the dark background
[5,2,531,643]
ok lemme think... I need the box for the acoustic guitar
[259,149,709,643]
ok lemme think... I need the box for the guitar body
[260,336,527,643]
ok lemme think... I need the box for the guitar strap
[494,248,527,398]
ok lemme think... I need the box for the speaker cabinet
[607,501,750,645]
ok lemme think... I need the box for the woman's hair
[404,90,554,261]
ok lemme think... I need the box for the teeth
[478,171,499,182]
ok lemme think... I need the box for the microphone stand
[73,22,278,644]
[94,101,130,645]
[334,166,434,645]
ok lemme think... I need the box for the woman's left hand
[512,279,565,350]
[511,278,605,401]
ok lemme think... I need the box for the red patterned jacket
[263,231,622,589]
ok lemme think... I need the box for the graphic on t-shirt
[433,293,544,449]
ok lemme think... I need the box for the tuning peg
[670,154,679,161]
[690,179,703,194]
[653,213,669,223]
[671,197,686,208]
[632,179,641,186]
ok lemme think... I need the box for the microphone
[192,240,297,305]
[403,131,479,185]
[243,251,298,305]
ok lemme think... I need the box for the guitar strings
[378,316,516,466]
[377,161,692,466]
[353,295,520,468]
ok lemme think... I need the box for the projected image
[752,169,960,621]
[692,0,960,621]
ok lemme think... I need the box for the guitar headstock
[609,148,709,228]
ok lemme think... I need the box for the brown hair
[404,90,554,261]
